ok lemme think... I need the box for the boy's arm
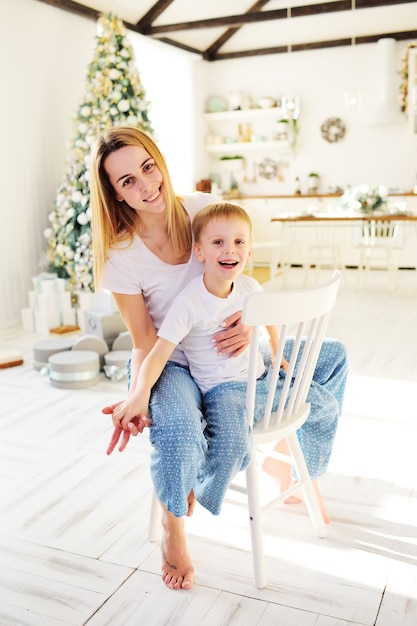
[112,337,176,428]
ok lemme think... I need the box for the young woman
[90,126,348,591]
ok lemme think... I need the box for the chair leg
[286,434,326,538]
[246,457,267,588]
[149,490,161,542]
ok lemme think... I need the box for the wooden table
[269,212,417,274]
[271,212,417,223]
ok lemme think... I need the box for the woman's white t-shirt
[101,193,218,365]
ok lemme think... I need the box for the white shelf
[205,107,282,122]
[205,140,290,154]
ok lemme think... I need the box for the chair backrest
[361,220,400,246]
[242,272,341,431]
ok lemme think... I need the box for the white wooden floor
[1,267,417,626]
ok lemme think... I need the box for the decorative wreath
[320,117,346,143]
[258,158,279,180]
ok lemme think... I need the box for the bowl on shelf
[258,97,276,109]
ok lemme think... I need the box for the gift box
[97,290,119,314]
[72,334,109,369]
[112,331,133,351]
[21,273,76,334]
[103,350,131,380]
[33,337,76,370]
[48,350,101,389]
[83,309,127,347]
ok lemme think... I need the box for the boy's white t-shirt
[158,273,266,394]
[101,193,218,365]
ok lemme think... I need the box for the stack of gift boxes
[23,273,132,388]
[21,273,127,340]
[21,273,77,334]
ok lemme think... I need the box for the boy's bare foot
[161,507,194,590]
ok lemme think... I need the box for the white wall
[197,43,417,196]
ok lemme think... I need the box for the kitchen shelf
[204,107,282,122]
[205,140,290,154]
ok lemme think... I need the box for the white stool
[247,241,286,282]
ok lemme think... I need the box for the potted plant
[308,172,320,194]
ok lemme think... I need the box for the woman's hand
[102,403,151,455]
[212,310,252,357]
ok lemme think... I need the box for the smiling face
[194,216,252,294]
[104,144,165,215]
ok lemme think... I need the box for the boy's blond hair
[192,202,253,243]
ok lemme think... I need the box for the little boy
[111,201,278,514]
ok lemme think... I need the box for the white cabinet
[408,48,417,134]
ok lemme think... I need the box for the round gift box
[33,337,75,370]
[72,334,109,369]
[112,331,133,351]
[104,350,131,375]
[48,350,101,389]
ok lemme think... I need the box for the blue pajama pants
[144,338,348,518]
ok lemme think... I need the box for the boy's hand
[103,405,151,455]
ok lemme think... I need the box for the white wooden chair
[236,271,341,587]
[246,241,286,283]
[357,219,400,287]
[304,224,346,285]
[149,272,341,589]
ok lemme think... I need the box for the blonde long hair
[90,126,191,289]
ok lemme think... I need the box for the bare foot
[187,490,196,517]
[263,455,330,524]
[161,507,194,590]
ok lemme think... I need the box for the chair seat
[253,403,309,444]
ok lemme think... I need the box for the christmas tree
[45,13,153,293]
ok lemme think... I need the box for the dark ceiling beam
[143,8,287,35]
[211,29,417,61]
[203,0,270,62]
[355,0,416,8]
[141,0,415,36]
[34,0,99,20]
[135,0,175,30]
[33,0,417,62]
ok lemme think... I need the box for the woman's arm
[105,292,157,453]
[113,291,158,394]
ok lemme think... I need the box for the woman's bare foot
[262,440,302,503]
[262,456,302,504]
[263,453,330,524]
[161,506,194,590]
